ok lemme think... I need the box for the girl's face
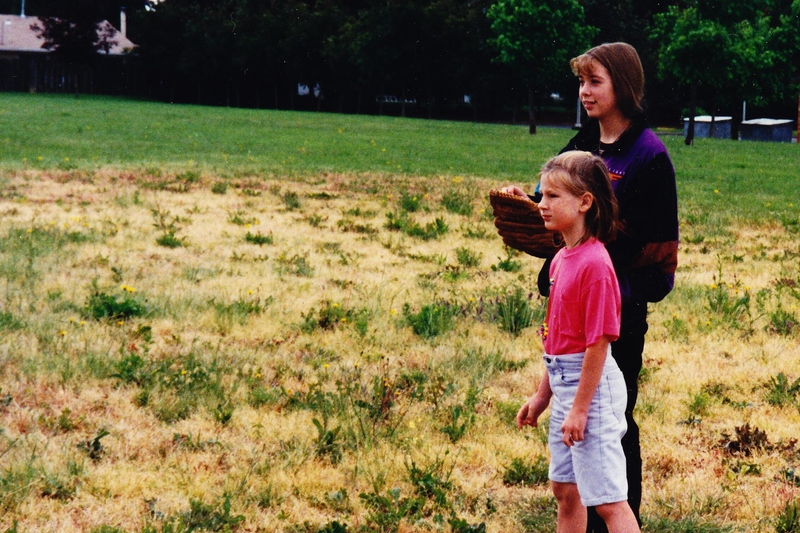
[537,173,591,235]
[578,61,619,122]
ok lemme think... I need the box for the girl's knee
[595,500,636,522]
[552,482,581,507]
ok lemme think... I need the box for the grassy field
[1,94,800,533]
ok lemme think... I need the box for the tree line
[3,0,800,130]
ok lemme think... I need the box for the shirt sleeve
[582,274,621,347]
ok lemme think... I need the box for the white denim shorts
[544,350,629,507]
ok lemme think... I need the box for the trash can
[683,116,732,139]
[740,118,793,143]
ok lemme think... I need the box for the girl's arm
[560,335,612,447]
[516,371,553,429]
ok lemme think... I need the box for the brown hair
[540,151,618,243]
[570,42,644,119]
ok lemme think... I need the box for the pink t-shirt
[543,238,621,355]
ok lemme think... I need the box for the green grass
[2,93,798,227]
[0,93,567,182]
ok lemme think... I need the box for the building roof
[0,14,135,55]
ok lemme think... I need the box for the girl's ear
[579,192,594,213]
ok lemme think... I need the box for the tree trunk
[528,86,537,135]
[685,81,697,146]
[709,96,717,139]
[73,64,80,98]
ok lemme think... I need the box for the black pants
[587,299,648,532]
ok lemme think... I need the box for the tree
[652,3,781,144]
[487,0,596,133]
[30,0,142,95]
[770,0,800,105]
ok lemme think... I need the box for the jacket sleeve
[606,152,679,303]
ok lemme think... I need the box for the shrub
[439,385,481,443]
[441,190,474,216]
[0,311,24,331]
[283,191,301,210]
[312,416,343,464]
[155,232,184,248]
[133,351,233,423]
[359,488,424,533]
[491,247,522,273]
[274,253,314,277]
[765,373,800,407]
[301,300,364,333]
[151,205,188,247]
[403,301,459,339]
[77,428,110,462]
[767,306,799,336]
[705,263,751,328]
[227,210,259,226]
[503,456,549,486]
[84,290,146,320]
[244,231,273,245]
[405,456,454,511]
[386,212,448,241]
[399,191,422,212]
[517,496,557,533]
[179,495,244,532]
[494,288,538,336]
[776,500,800,533]
[455,247,481,268]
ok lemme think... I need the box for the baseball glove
[489,188,563,258]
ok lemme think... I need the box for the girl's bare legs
[552,482,587,533]
[595,501,641,533]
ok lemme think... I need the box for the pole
[742,101,746,123]
[797,93,799,144]
[574,97,582,129]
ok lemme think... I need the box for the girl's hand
[561,409,588,447]
[516,395,549,429]
[500,185,528,198]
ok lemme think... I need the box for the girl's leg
[552,481,586,533]
[594,501,640,533]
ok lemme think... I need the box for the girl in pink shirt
[516,152,640,533]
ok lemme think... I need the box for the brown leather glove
[489,189,563,259]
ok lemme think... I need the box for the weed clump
[84,288,146,320]
[402,301,459,339]
[386,211,448,240]
[503,456,549,486]
[492,288,539,336]
[441,190,474,216]
[244,231,273,245]
[301,300,368,335]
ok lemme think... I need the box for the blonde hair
[570,42,644,119]
[540,151,618,243]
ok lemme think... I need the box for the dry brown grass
[1,169,799,532]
